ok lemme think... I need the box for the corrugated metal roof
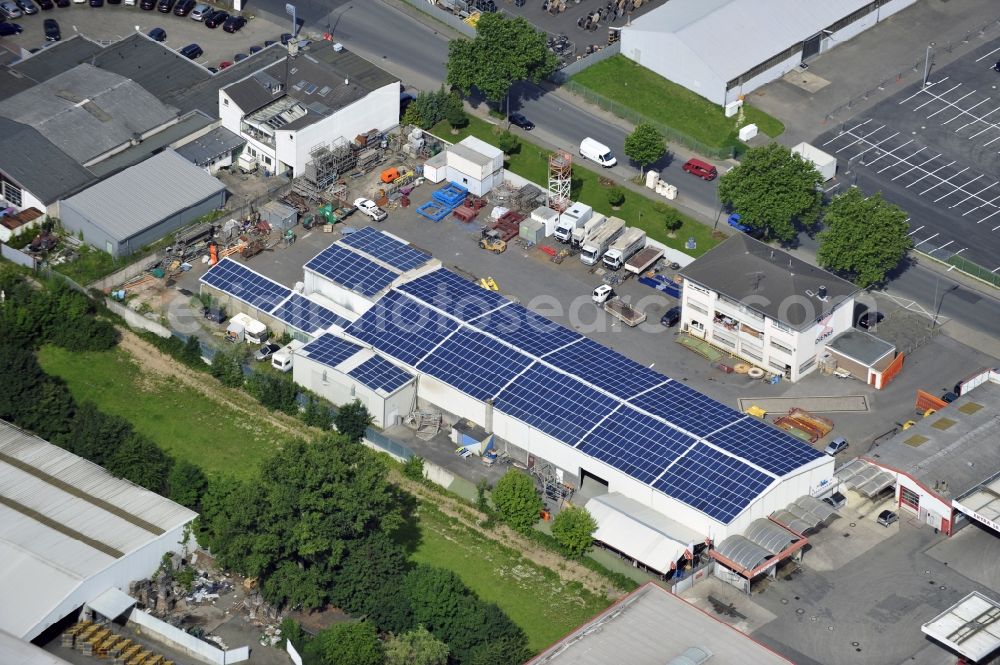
[0,628,75,665]
[628,0,877,82]
[61,150,225,242]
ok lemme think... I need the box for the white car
[354,197,387,222]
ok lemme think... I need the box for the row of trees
[718,143,912,286]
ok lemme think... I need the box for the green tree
[551,506,597,557]
[57,401,132,466]
[817,189,912,288]
[180,335,203,366]
[168,460,208,509]
[246,371,298,414]
[445,94,468,130]
[490,470,541,532]
[496,130,519,156]
[446,13,559,107]
[402,455,425,482]
[717,143,823,243]
[210,347,245,388]
[334,399,373,444]
[607,187,625,207]
[623,123,666,175]
[330,532,412,632]
[106,434,174,494]
[384,627,449,665]
[306,621,383,665]
[279,616,307,651]
[0,343,75,442]
[302,394,333,429]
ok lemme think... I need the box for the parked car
[233,52,247,62]
[941,391,958,403]
[994,60,1000,73]
[139,0,155,9]
[660,306,681,328]
[248,44,262,54]
[54,0,69,7]
[0,20,21,34]
[43,17,59,40]
[156,0,175,12]
[254,342,281,362]
[88,0,103,7]
[857,311,884,329]
[0,2,23,19]
[222,14,245,32]
[279,31,292,44]
[203,9,228,27]
[172,0,194,14]
[147,26,166,41]
[354,197,387,222]
[876,510,899,527]
[822,491,847,510]
[682,158,718,180]
[202,307,225,323]
[508,113,534,131]
[179,42,202,59]
[15,0,38,15]
[37,0,53,10]
[823,437,849,456]
[217,60,232,69]
[188,1,209,19]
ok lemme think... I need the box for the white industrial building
[620,0,918,106]
[219,43,399,177]
[421,136,504,196]
[0,420,197,642]
[293,333,416,428]
[680,234,862,382]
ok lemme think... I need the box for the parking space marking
[907,225,925,236]
[975,46,1000,62]
[913,232,939,247]
[891,152,940,180]
[950,181,998,208]
[942,97,990,125]
[878,146,924,174]
[919,167,970,196]
[900,81,1000,147]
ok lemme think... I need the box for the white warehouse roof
[921,592,1000,662]
[627,0,885,83]
[0,420,197,639]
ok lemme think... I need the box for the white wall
[218,90,244,139]
[724,50,801,106]
[129,608,248,664]
[304,270,377,315]
[621,31,726,105]
[293,354,416,428]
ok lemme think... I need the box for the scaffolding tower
[547,151,572,213]
[304,138,356,190]
[531,461,575,506]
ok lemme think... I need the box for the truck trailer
[602,227,647,271]
[553,202,593,243]
[592,285,646,326]
[570,213,608,248]
[625,245,664,275]
[580,216,625,265]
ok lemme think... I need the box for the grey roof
[61,150,225,242]
[867,380,1000,500]
[222,43,397,126]
[628,0,882,82]
[163,46,289,115]
[527,583,792,665]
[449,143,492,167]
[0,117,96,205]
[92,33,211,106]
[175,125,246,166]
[0,64,178,165]
[826,329,895,366]
[88,111,217,178]
[681,234,858,328]
[5,35,103,87]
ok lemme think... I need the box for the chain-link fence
[561,80,737,159]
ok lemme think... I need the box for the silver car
[189,3,210,20]
[0,1,23,19]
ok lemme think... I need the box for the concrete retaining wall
[128,608,249,664]
[90,251,166,291]
[105,299,172,339]
[550,42,620,83]
[399,0,475,38]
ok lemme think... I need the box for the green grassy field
[432,117,721,257]
[411,505,609,652]
[37,346,287,478]
[570,55,784,150]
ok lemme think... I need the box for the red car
[218,60,233,69]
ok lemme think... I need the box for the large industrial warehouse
[200,230,836,566]
[0,420,197,642]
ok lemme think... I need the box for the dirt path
[118,329,624,599]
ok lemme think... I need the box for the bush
[551,506,597,557]
[210,347,245,388]
[402,455,425,482]
[496,130,520,155]
[607,187,625,207]
[301,394,333,429]
[491,470,542,533]
[245,371,298,414]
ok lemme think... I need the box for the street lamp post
[922,43,935,87]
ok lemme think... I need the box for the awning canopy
[585,494,701,575]
[921,592,1000,662]
[744,519,795,553]
[714,536,771,572]
[770,495,835,533]
[837,459,896,497]
[86,588,136,620]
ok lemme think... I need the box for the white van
[579,137,617,168]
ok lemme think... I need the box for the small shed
[444,136,504,196]
[259,200,297,230]
[175,127,246,175]
[530,206,559,237]
[422,151,447,184]
[519,218,545,245]
[792,142,837,182]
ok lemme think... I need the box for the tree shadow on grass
[390,487,423,556]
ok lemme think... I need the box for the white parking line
[946,98,992,126]
[833,124,886,153]
[913,83,961,111]
[927,240,954,255]
[906,160,956,188]
[899,78,946,104]
[956,105,1000,132]
[962,191,1000,216]
[907,225,925,236]
[927,90,977,118]
[914,233,939,247]
[891,153,940,181]
[949,181,999,208]
[975,46,1000,62]
[920,167,969,196]
[878,147,925,174]
[853,131,899,161]
[864,138,911,166]
[935,174,982,203]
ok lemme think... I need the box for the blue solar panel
[345,292,460,367]
[417,328,533,401]
[348,355,413,394]
[630,381,744,438]
[339,227,430,272]
[398,269,509,321]
[271,293,351,334]
[199,258,291,312]
[301,333,362,368]
[578,406,698,484]
[654,444,774,523]
[544,338,666,399]
[305,244,399,297]
[706,417,824,476]
[495,364,619,446]
[469,302,583,357]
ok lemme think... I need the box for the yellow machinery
[479,230,507,254]
[478,277,499,291]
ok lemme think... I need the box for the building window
[771,320,791,333]
[2,181,22,207]
[223,98,229,106]
[689,320,704,331]
[799,356,817,374]
[770,340,793,355]
[687,301,708,315]
[900,486,920,510]
[741,347,762,362]
[264,156,272,166]
[769,359,787,373]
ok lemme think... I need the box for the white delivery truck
[579,137,617,167]
[553,202,594,243]
[226,312,268,344]
[602,228,647,271]
[570,213,607,248]
[271,339,305,372]
[580,216,625,265]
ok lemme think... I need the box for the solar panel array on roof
[199,258,291,312]
[301,333,362,368]
[398,268,509,321]
[631,381,744,438]
[271,293,351,334]
[417,328,533,401]
[347,291,459,366]
[544,337,665,399]
[340,227,430,272]
[305,243,399,297]
[470,302,581,357]
[706,417,822,476]
[347,355,413,394]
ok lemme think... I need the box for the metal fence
[561,80,737,159]
[399,0,476,38]
[549,42,620,83]
[365,428,416,461]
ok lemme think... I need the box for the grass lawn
[37,346,287,478]
[571,55,784,150]
[54,244,122,287]
[410,505,609,652]
[432,117,721,257]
